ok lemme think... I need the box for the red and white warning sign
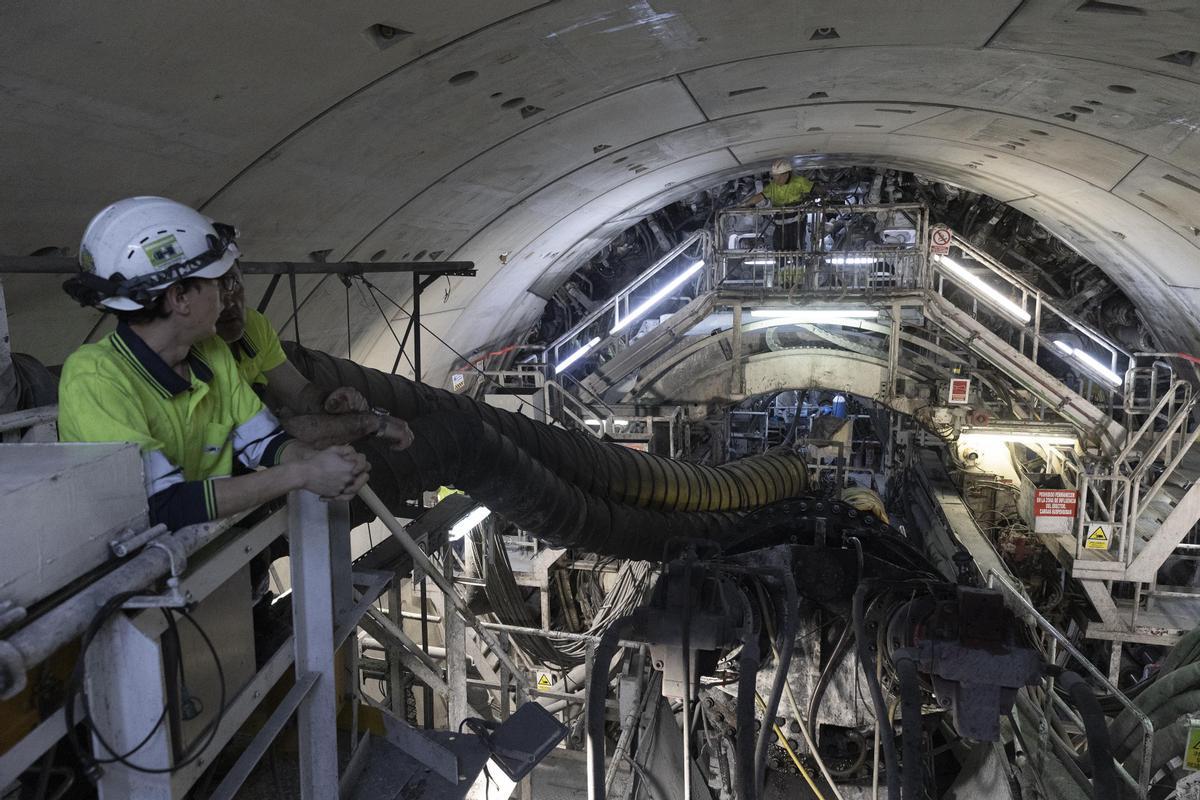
[1034,490,1077,518]
[947,377,971,404]
[930,226,952,255]
[1032,489,1077,535]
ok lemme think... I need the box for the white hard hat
[770,159,793,175]
[67,196,240,310]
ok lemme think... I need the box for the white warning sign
[1085,524,1112,551]
[931,226,952,255]
[535,671,554,691]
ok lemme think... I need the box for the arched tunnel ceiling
[3,0,1200,385]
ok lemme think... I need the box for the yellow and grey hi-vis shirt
[58,323,292,529]
[230,308,288,388]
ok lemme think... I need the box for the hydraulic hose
[1111,687,1200,761]
[374,410,741,560]
[1108,661,1200,759]
[808,620,853,745]
[736,624,762,800]
[894,654,923,800]
[753,572,800,800]
[1057,671,1117,800]
[285,343,809,512]
[855,584,901,800]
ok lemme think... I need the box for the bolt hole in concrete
[501,97,525,108]
[1029,129,1049,136]
[448,70,478,85]
[1070,105,1095,113]
[364,23,412,50]
[490,91,503,98]
[1108,84,1137,93]
[371,249,387,262]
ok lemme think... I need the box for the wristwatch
[371,406,389,437]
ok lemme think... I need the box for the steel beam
[0,256,475,277]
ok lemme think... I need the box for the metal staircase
[535,202,1200,660]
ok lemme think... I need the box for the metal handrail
[940,234,1131,395]
[545,230,708,365]
[1113,380,1192,465]
[713,203,927,292]
[950,234,1131,362]
[0,404,57,433]
[987,569,1153,798]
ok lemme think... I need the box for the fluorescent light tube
[824,255,880,265]
[1053,340,1122,387]
[555,336,601,373]
[751,309,879,320]
[610,261,705,333]
[959,432,1077,447]
[936,255,1031,324]
[448,506,492,541]
[1071,349,1123,387]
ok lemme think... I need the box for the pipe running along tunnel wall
[286,343,808,513]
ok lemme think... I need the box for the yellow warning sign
[1186,724,1200,771]
[536,672,553,690]
[1085,525,1111,551]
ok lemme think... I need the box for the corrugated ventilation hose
[285,343,808,512]
[376,411,741,561]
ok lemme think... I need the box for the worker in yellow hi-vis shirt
[59,196,370,530]
[739,159,820,287]
[213,262,413,451]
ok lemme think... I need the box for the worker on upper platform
[739,159,820,287]
[214,263,413,451]
[58,197,370,529]
[742,159,817,211]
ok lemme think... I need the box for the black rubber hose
[379,410,741,561]
[808,620,853,745]
[285,343,808,512]
[1058,671,1117,800]
[587,611,645,800]
[894,654,924,800]
[754,571,799,799]
[736,625,762,800]
[1108,661,1200,759]
[855,584,901,800]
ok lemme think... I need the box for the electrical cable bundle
[64,591,227,784]
[469,518,655,667]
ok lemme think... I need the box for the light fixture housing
[610,260,705,333]
[936,255,1031,325]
